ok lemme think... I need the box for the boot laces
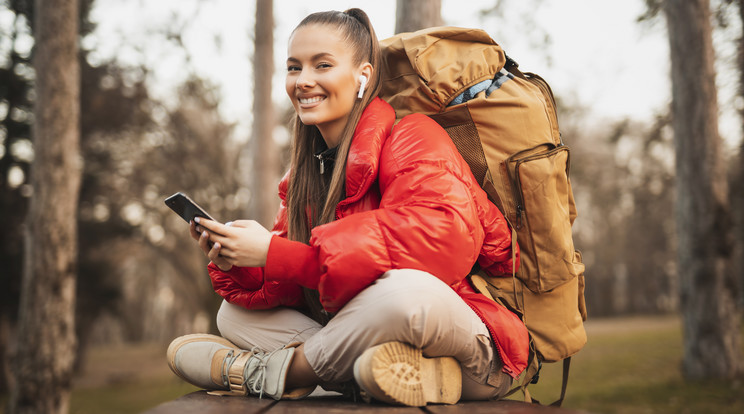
[221,346,282,399]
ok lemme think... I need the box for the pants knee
[357,270,453,343]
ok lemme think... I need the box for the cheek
[329,76,357,105]
[285,78,301,114]
[285,77,295,99]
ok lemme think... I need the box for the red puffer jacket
[208,97,528,378]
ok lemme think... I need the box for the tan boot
[353,341,462,406]
[167,334,313,400]
[167,334,238,390]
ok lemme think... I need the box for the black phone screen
[164,192,215,224]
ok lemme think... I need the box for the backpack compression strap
[501,226,572,407]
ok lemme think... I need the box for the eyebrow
[286,52,336,63]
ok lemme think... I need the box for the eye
[317,62,332,69]
[287,65,301,73]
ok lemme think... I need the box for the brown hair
[285,8,382,243]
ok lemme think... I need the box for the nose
[295,69,314,90]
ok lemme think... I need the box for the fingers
[201,233,232,262]
[207,241,222,261]
[197,229,215,254]
[195,222,219,261]
[194,217,229,235]
[208,241,234,272]
[194,217,231,249]
[193,220,233,271]
[189,220,200,240]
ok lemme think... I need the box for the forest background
[1,0,743,413]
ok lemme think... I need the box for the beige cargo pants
[216,268,512,400]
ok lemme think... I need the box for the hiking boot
[352,341,462,406]
[167,333,312,400]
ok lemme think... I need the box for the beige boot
[353,341,462,406]
[167,334,238,390]
[167,334,313,400]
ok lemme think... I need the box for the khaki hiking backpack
[379,27,587,405]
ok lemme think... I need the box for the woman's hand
[194,218,272,269]
[190,220,233,271]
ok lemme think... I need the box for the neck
[318,124,343,148]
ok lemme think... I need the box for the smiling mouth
[299,96,325,105]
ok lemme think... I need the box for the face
[286,24,370,147]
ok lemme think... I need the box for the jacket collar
[277,98,396,202]
[343,97,396,200]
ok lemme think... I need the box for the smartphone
[164,192,216,224]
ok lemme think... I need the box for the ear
[358,62,373,84]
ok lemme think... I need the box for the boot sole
[353,342,462,406]
[166,333,238,386]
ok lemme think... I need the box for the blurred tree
[9,0,81,413]
[72,74,244,354]
[0,0,101,389]
[74,59,147,370]
[733,0,744,310]
[558,100,677,316]
[395,0,443,33]
[0,0,245,389]
[619,115,677,314]
[251,0,278,227]
[664,0,741,378]
[128,76,242,341]
[478,0,552,66]
[0,0,33,394]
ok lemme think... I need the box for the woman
[167,8,529,406]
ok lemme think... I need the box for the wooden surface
[142,391,588,413]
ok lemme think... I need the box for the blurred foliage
[0,0,246,393]
[0,0,742,401]
[0,0,33,337]
[552,95,677,316]
[0,0,35,394]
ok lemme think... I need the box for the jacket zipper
[464,301,517,378]
[334,170,374,219]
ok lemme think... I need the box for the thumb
[227,220,253,228]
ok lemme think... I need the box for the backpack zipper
[524,73,561,146]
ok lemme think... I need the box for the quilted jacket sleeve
[208,174,306,309]
[306,114,515,312]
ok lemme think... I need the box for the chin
[298,118,316,126]
[298,115,320,126]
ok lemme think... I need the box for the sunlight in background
[87,0,741,148]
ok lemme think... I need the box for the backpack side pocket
[505,144,579,293]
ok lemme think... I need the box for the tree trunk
[734,0,744,311]
[395,0,443,34]
[664,0,741,379]
[9,0,81,412]
[251,0,277,227]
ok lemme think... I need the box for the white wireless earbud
[358,75,368,99]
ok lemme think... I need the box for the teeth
[299,96,324,104]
